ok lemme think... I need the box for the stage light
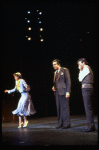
[39,21,41,24]
[40,39,44,42]
[39,12,42,15]
[27,11,30,14]
[28,27,31,30]
[80,38,82,41]
[38,18,40,19]
[28,37,31,40]
[27,20,30,23]
[40,28,43,31]
[36,10,39,12]
[25,18,27,20]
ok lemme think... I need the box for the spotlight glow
[28,37,31,40]
[39,12,42,15]
[27,20,30,23]
[40,28,43,31]
[28,27,31,30]
[40,39,44,42]
[39,21,41,24]
[27,11,30,14]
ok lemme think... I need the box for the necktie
[16,80,20,90]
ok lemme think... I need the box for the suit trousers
[55,90,70,127]
[82,88,95,128]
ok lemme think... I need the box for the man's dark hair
[52,59,61,65]
[77,58,88,65]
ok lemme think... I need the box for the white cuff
[66,92,70,95]
[8,90,10,94]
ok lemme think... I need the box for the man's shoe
[84,127,96,132]
[61,124,71,129]
[55,126,62,129]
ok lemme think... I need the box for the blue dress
[8,79,36,116]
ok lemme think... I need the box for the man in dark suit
[52,59,71,129]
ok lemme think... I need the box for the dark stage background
[2,3,97,121]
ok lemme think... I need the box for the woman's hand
[4,90,8,93]
[26,85,30,90]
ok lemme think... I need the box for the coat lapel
[54,67,64,82]
[57,67,63,81]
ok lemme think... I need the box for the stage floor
[2,115,98,146]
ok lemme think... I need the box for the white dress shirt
[57,67,61,73]
[78,65,90,82]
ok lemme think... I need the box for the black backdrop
[2,2,97,119]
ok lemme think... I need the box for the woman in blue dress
[4,72,36,128]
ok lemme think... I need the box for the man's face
[53,62,60,70]
[78,61,85,70]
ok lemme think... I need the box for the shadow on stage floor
[2,115,98,146]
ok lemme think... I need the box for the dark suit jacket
[53,67,71,95]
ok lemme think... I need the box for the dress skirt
[12,92,36,116]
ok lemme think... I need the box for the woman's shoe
[23,121,28,127]
[18,122,23,128]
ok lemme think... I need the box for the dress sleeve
[8,86,17,94]
[22,79,30,91]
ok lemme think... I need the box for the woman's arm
[4,86,17,94]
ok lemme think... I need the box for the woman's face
[14,75,19,81]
